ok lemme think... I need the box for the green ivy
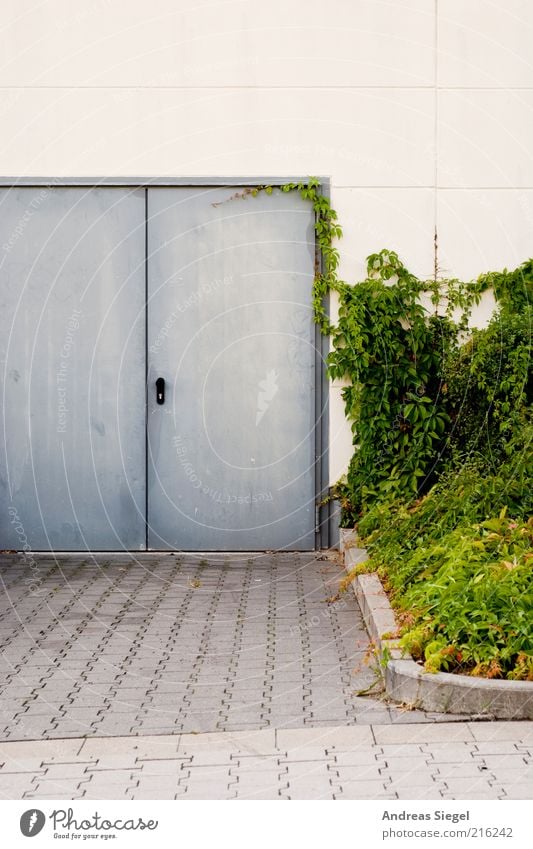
[246,181,532,679]
[445,307,533,459]
[245,180,531,523]
[327,250,485,517]
[245,178,343,333]
[476,258,533,313]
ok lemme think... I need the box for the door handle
[155,377,165,405]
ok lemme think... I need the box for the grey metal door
[0,187,146,550]
[146,187,316,550]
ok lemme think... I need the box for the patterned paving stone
[0,552,467,741]
[0,723,530,800]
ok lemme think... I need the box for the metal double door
[1,186,317,551]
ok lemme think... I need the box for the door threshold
[5,549,319,556]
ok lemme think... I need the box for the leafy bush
[477,258,533,314]
[444,307,532,461]
[356,413,532,680]
[329,250,476,519]
[399,514,532,679]
[359,421,533,555]
[337,252,532,680]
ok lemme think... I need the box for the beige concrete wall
[2,0,531,485]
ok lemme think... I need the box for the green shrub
[444,307,532,461]
[357,421,533,680]
[476,258,533,314]
[331,253,532,521]
[342,255,532,681]
[328,251,470,516]
[398,514,533,679]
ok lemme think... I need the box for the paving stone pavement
[0,552,467,743]
[0,723,531,800]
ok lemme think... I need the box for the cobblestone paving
[0,552,463,741]
[0,723,531,800]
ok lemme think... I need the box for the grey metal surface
[0,187,146,550]
[147,187,317,550]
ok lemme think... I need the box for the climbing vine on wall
[244,179,532,521]
[227,177,343,332]
[330,253,531,521]
[328,250,482,517]
[274,179,343,333]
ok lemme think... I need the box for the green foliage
[250,178,343,333]
[247,183,533,682]
[400,516,532,678]
[360,423,532,575]
[476,258,533,313]
[445,306,532,460]
[357,420,533,680]
[328,250,482,516]
[335,251,532,682]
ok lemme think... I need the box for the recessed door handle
[155,377,165,405]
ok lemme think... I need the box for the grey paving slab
[373,722,477,744]
[2,552,463,742]
[0,719,529,799]
[498,784,533,799]
[277,725,374,748]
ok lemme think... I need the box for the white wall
[2,0,531,485]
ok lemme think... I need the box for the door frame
[0,176,332,550]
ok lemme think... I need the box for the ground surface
[0,552,459,742]
[0,552,530,801]
[1,723,532,800]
